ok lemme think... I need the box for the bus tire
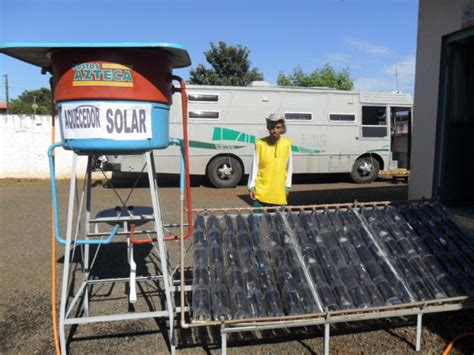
[350,156,380,183]
[207,156,243,188]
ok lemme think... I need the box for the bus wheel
[207,156,243,188]
[350,156,380,183]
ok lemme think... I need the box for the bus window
[284,112,312,120]
[188,93,219,102]
[362,106,387,138]
[329,113,355,122]
[188,110,219,120]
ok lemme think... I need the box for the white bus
[106,82,412,188]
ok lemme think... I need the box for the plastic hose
[165,77,193,241]
[48,144,120,245]
[442,333,474,355]
[50,99,61,354]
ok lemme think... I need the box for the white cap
[266,113,285,122]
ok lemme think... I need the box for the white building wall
[0,115,87,178]
[409,0,473,199]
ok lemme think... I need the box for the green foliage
[9,87,52,114]
[277,64,354,90]
[189,41,263,86]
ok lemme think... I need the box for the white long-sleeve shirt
[247,146,293,190]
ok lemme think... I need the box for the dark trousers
[252,199,286,212]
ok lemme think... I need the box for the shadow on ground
[106,172,381,189]
[238,184,408,206]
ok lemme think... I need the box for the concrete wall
[409,0,473,199]
[0,114,87,178]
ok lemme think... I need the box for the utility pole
[393,67,400,93]
[32,96,38,116]
[3,74,9,114]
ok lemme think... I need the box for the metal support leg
[415,313,423,351]
[146,152,175,354]
[83,156,93,316]
[127,230,137,304]
[324,323,330,355]
[59,153,79,354]
[221,324,227,355]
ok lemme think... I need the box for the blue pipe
[169,138,185,194]
[48,143,120,245]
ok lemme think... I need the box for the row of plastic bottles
[192,203,473,321]
[294,212,382,310]
[398,204,474,295]
[266,213,320,314]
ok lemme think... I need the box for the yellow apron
[255,137,292,205]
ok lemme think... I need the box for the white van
[107,82,412,187]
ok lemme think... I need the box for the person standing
[248,113,293,206]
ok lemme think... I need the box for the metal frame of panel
[179,201,474,354]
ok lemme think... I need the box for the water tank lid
[0,42,191,68]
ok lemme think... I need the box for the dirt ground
[0,176,473,354]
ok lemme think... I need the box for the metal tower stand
[58,151,176,354]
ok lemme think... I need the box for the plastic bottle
[211,283,232,320]
[286,246,300,265]
[362,281,385,307]
[302,246,317,265]
[282,281,305,315]
[355,244,373,264]
[270,245,286,268]
[340,241,361,266]
[329,246,348,270]
[230,287,250,319]
[226,265,245,290]
[247,286,266,318]
[223,229,238,250]
[236,214,248,232]
[375,279,401,305]
[317,283,338,310]
[314,244,332,266]
[338,266,359,289]
[206,215,220,230]
[208,227,222,245]
[192,283,211,321]
[264,287,284,316]
[210,242,225,265]
[257,265,275,291]
[210,262,226,285]
[365,261,385,283]
[193,229,207,247]
[308,264,327,284]
[297,283,318,313]
[193,265,210,288]
[321,231,338,248]
[328,212,344,231]
[255,249,270,269]
[193,245,208,268]
[348,286,370,309]
[194,214,206,230]
[333,283,354,309]
[225,246,241,268]
[251,230,264,250]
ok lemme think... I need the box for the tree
[8,87,52,114]
[189,42,263,86]
[277,64,354,90]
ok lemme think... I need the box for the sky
[0,0,419,101]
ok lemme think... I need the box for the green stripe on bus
[170,138,245,150]
[212,127,322,153]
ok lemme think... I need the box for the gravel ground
[0,176,473,354]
